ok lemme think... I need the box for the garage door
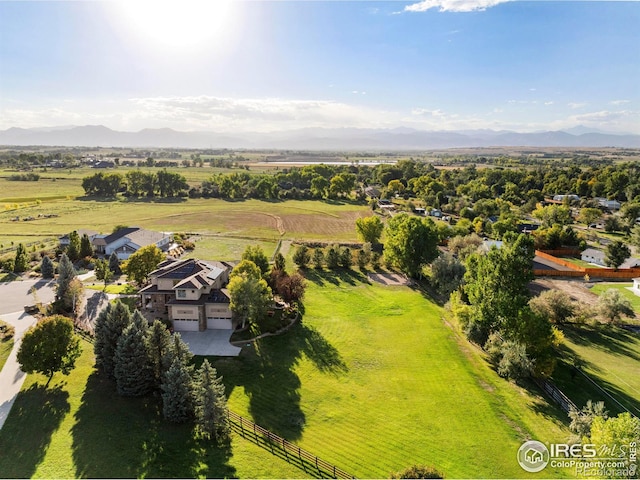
[207,317,232,329]
[173,319,199,332]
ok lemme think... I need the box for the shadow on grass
[561,324,640,362]
[71,373,236,478]
[209,319,347,442]
[302,267,370,287]
[0,384,69,478]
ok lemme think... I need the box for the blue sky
[0,0,638,133]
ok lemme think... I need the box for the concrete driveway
[179,329,242,356]
[0,279,56,315]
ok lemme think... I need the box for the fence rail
[533,377,577,413]
[226,410,355,479]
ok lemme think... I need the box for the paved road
[0,279,56,314]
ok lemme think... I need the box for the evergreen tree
[162,332,194,373]
[273,252,286,272]
[326,246,341,269]
[114,313,154,396]
[339,247,353,269]
[67,231,81,262]
[41,255,54,279]
[108,252,121,275]
[147,320,172,388]
[313,248,325,269]
[161,357,194,423]
[13,243,29,273]
[55,253,77,305]
[194,359,230,443]
[292,245,311,269]
[94,300,133,378]
[80,233,94,258]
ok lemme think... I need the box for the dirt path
[530,278,599,305]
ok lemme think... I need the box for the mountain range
[1,125,639,150]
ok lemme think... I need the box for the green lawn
[555,324,640,417]
[0,272,575,478]
[0,340,309,479]
[85,283,138,294]
[0,319,14,372]
[182,236,279,262]
[210,271,570,478]
[591,282,640,315]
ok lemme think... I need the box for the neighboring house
[429,209,443,218]
[596,198,622,211]
[581,248,640,268]
[92,227,172,260]
[553,194,580,203]
[413,207,426,216]
[633,278,640,293]
[59,229,99,247]
[139,258,235,332]
[517,223,540,234]
[91,160,115,168]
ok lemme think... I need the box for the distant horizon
[2,123,638,136]
[1,1,639,135]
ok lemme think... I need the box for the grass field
[0,319,13,372]
[209,271,570,478]
[182,236,279,262]
[0,198,369,248]
[555,324,640,417]
[0,340,311,479]
[591,282,640,314]
[0,273,573,478]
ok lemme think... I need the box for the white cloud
[610,99,630,105]
[544,101,554,106]
[403,0,511,13]
[568,102,588,109]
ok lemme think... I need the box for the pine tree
[147,320,172,388]
[340,247,353,269]
[67,231,81,262]
[326,246,341,269]
[273,252,286,272]
[13,243,29,273]
[80,233,94,258]
[194,359,229,442]
[114,313,153,396]
[108,252,121,275]
[162,332,193,373]
[55,253,77,304]
[312,248,324,269]
[94,300,133,379]
[41,255,54,279]
[161,357,194,423]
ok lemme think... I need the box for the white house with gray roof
[92,227,172,260]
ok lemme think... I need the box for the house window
[177,290,186,299]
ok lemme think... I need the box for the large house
[59,226,173,260]
[139,258,235,332]
[92,227,172,260]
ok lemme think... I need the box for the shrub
[390,465,444,479]
[0,320,15,340]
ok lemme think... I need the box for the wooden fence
[533,377,577,413]
[534,250,640,279]
[226,410,356,479]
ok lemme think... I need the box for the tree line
[82,169,188,198]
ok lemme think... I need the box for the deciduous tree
[17,315,81,387]
[597,289,635,324]
[228,261,272,329]
[383,214,439,278]
[94,258,112,288]
[355,216,384,245]
[241,245,270,277]
[123,244,165,285]
[604,240,631,269]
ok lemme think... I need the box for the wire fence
[226,410,356,479]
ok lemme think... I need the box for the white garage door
[173,319,199,332]
[207,317,232,329]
